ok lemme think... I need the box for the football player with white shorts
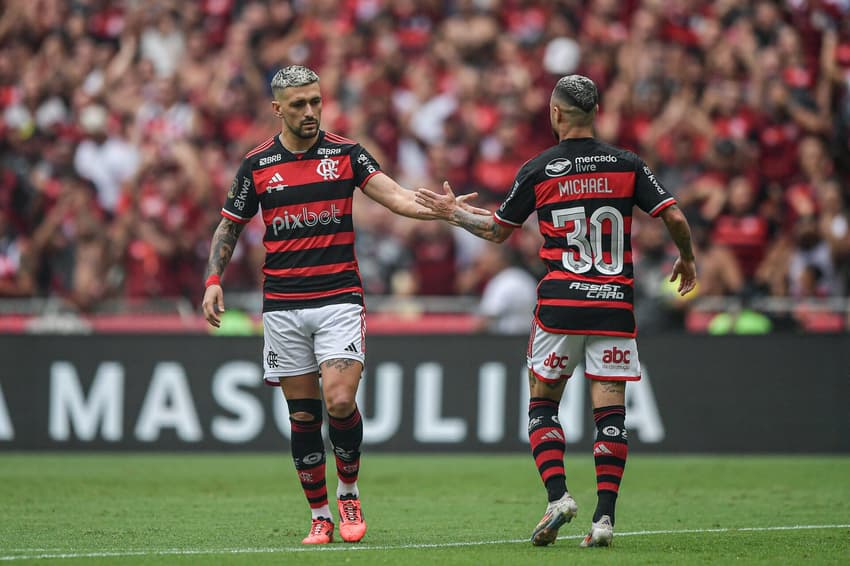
[202,65,486,545]
[416,74,697,548]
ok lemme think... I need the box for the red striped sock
[329,407,363,486]
[528,398,568,502]
[291,418,328,511]
[592,405,627,524]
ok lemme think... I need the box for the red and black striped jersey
[494,137,676,337]
[221,131,381,312]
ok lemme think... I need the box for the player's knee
[324,395,355,419]
[528,370,566,399]
[287,398,323,423]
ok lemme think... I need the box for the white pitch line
[0,524,847,561]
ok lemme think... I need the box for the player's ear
[271,100,283,118]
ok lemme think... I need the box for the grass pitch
[0,453,848,564]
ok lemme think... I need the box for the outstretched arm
[659,205,697,296]
[416,182,514,243]
[202,217,246,327]
[362,173,488,219]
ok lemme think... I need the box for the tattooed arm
[415,182,514,243]
[202,217,246,327]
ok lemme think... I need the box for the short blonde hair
[270,65,319,95]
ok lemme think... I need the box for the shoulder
[591,140,643,167]
[322,130,357,146]
[242,136,281,168]
[244,136,277,160]
[316,130,366,158]
[511,146,564,181]
[525,145,565,169]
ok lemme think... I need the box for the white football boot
[530,493,578,546]
[580,514,614,547]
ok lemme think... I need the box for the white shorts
[262,303,366,385]
[526,322,641,383]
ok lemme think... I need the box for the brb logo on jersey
[602,347,631,365]
[271,204,342,234]
[543,352,569,369]
[545,158,573,177]
[316,158,340,180]
[259,153,282,167]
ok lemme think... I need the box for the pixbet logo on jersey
[602,347,630,365]
[271,204,342,234]
[543,352,569,369]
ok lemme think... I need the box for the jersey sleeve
[221,159,259,224]
[494,161,536,227]
[633,156,677,217]
[351,145,383,188]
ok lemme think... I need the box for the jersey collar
[275,131,325,160]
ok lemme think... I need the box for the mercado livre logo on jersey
[573,154,618,172]
[271,204,342,235]
[545,158,572,177]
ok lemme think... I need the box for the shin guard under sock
[592,405,628,524]
[329,406,363,496]
[528,397,567,502]
[288,399,328,517]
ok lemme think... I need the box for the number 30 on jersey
[551,205,624,275]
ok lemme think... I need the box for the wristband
[205,274,221,288]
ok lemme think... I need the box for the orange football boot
[337,495,367,542]
[302,517,334,544]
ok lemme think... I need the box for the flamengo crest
[316,158,340,180]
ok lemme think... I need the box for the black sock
[288,399,327,512]
[592,405,628,524]
[328,406,363,487]
[528,398,568,502]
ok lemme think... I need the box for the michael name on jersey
[558,176,613,197]
[568,281,625,300]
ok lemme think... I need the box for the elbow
[660,206,687,228]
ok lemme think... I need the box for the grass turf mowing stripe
[2,524,847,561]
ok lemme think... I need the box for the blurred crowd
[1,0,849,331]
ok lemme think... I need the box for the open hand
[669,257,697,296]
[202,284,225,328]
[416,182,490,219]
[456,191,491,215]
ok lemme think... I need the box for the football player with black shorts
[202,65,485,545]
[416,74,697,548]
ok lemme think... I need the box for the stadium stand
[0,0,848,333]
